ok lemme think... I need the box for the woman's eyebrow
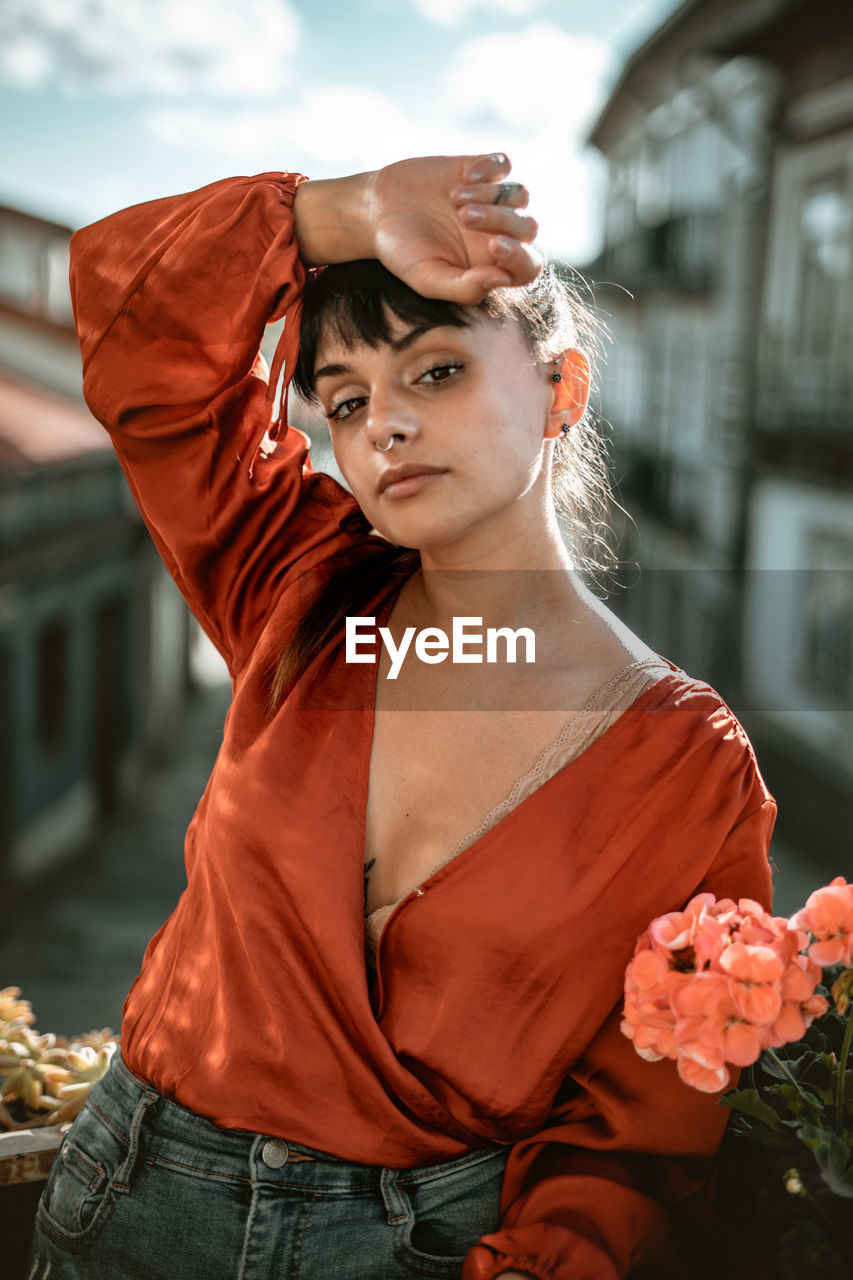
[389,322,454,352]
[314,361,352,383]
[314,323,463,383]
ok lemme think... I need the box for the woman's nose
[365,386,419,448]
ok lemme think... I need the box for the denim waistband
[91,1049,508,1197]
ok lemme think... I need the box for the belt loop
[380,1167,409,1225]
[113,1090,158,1195]
[249,1134,265,1171]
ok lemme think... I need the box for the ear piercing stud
[551,372,569,431]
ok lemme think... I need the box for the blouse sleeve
[462,796,777,1280]
[69,172,364,676]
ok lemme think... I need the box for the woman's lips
[379,469,447,499]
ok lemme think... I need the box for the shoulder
[638,658,776,816]
[598,659,777,912]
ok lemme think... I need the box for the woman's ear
[545,349,590,439]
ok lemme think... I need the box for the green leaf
[804,1023,835,1054]
[797,1123,853,1197]
[784,1050,822,1080]
[721,1088,780,1129]
[762,1054,792,1081]
[779,1084,802,1114]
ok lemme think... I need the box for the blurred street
[0,679,842,1044]
[1,683,231,1039]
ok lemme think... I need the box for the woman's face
[313,311,556,555]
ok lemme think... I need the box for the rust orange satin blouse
[69,173,776,1280]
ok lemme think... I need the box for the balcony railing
[755,346,852,434]
[614,443,702,536]
[591,210,721,294]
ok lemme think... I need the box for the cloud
[147,88,487,181]
[146,20,613,260]
[442,23,612,138]
[0,0,300,97]
[439,22,613,258]
[413,0,540,26]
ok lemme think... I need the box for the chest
[362,655,601,917]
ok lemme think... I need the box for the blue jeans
[27,1050,510,1279]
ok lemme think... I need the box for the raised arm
[71,170,345,673]
[70,155,539,674]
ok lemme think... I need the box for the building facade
[0,204,192,882]
[586,0,852,862]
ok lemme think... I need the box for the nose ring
[374,438,395,452]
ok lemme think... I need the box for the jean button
[261,1139,289,1169]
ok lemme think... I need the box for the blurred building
[586,0,852,862]
[0,203,191,883]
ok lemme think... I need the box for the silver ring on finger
[493,182,524,206]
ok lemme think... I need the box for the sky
[0,0,681,263]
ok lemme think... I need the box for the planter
[0,1126,68,1280]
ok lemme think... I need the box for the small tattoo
[363,858,376,914]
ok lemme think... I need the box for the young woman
[28,153,776,1280]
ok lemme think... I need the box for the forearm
[292,171,377,266]
[68,171,355,670]
[293,153,540,302]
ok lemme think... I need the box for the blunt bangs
[292,259,471,404]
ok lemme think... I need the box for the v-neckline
[359,574,679,984]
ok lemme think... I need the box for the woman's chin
[366,511,467,553]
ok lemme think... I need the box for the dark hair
[292,259,472,403]
[269,258,620,710]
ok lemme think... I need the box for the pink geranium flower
[648,893,716,953]
[671,972,766,1070]
[791,877,853,968]
[718,942,784,1025]
[677,1054,730,1093]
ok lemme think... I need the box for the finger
[487,237,542,287]
[458,204,538,242]
[463,152,512,184]
[413,244,542,305]
[450,181,529,211]
[407,261,514,305]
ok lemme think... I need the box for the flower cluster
[0,987,119,1130]
[623,880,853,1273]
[790,876,853,969]
[620,890,848,1092]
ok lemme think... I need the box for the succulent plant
[0,987,119,1130]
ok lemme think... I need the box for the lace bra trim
[364,655,673,950]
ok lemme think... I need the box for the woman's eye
[327,395,365,422]
[419,362,463,385]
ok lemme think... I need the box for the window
[759,141,853,429]
[798,175,851,358]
